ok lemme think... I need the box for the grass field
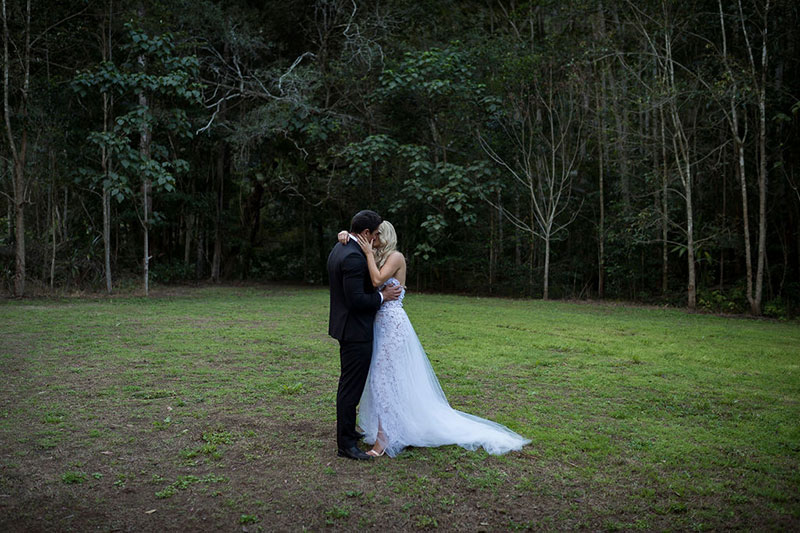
[1,284,798,531]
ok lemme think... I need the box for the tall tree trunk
[195,225,204,279]
[736,131,753,305]
[211,145,224,282]
[495,189,503,293]
[184,213,193,265]
[617,85,630,211]
[49,201,56,288]
[543,232,550,300]
[529,202,534,295]
[514,194,521,266]
[101,92,113,294]
[594,1,607,299]
[720,143,726,292]
[753,0,770,314]
[301,203,308,280]
[101,0,113,294]
[3,0,31,297]
[609,71,630,210]
[796,204,800,286]
[61,187,68,242]
[6,192,11,241]
[684,156,696,309]
[44,183,51,284]
[673,110,697,309]
[184,177,194,266]
[596,70,606,299]
[48,168,56,289]
[103,185,112,293]
[12,157,24,296]
[659,106,669,295]
[721,0,755,310]
[210,39,229,283]
[664,24,696,309]
[140,96,151,296]
[497,190,504,248]
[736,0,770,314]
[138,5,151,296]
[488,204,494,293]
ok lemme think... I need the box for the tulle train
[357,298,530,458]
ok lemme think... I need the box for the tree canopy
[1,0,798,316]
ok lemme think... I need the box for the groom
[327,210,402,460]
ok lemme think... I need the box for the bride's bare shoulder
[389,251,406,264]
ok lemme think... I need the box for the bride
[337,221,530,457]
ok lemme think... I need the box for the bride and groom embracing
[328,209,530,461]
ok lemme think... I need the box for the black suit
[327,239,382,449]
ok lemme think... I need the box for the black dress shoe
[337,445,372,460]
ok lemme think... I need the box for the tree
[2,0,87,295]
[1,0,798,315]
[354,44,488,277]
[2,0,30,296]
[480,56,585,300]
[627,0,704,309]
[74,20,201,295]
[736,0,771,315]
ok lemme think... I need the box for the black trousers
[336,340,372,449]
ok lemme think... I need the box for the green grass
[1,284,798,531]
[61,471,88,484]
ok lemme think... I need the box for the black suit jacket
[327,239,382,342]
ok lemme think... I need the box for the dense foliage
[1,0,798,315]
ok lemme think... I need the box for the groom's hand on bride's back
[381,284,403,302]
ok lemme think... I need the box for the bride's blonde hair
[375,220,398,268]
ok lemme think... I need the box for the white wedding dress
[358,278,530,457]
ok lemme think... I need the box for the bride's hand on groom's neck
[357,234,374,254]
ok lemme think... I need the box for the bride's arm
[357,235,404,288]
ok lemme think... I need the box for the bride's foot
[368,425,387,457]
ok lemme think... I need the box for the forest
[2,0,798,316]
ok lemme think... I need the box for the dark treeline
[2,0,798,316]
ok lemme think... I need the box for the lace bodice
[379,277,405,309]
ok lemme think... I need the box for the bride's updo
[375,220,397,269]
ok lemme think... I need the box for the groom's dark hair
[350,210,382,234]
